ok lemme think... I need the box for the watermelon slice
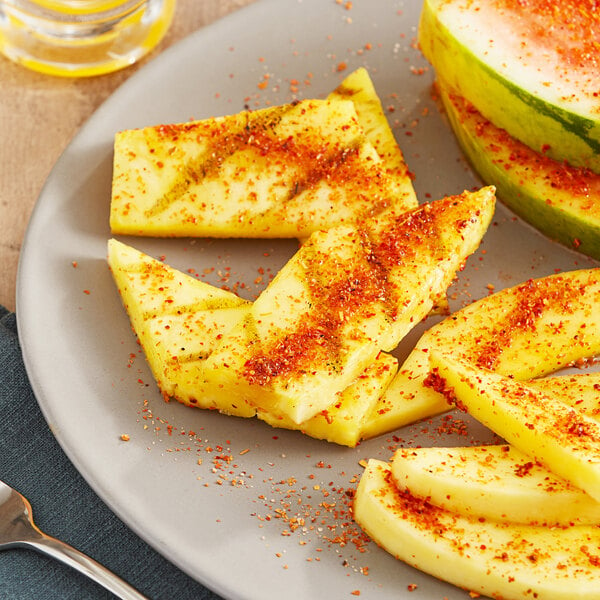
[419,0,600,173]
[438,84,600,259]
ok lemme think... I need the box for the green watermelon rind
[419,0,600,173]
[438,85,600,261]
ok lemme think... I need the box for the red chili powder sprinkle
[514,461,535,477]
[470,276,588,370]
[497,0,600,72]
[245,196,475,386]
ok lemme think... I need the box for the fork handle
[26,533,150,600]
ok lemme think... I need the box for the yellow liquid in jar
[0,0,176,77]
[29,1,142,14]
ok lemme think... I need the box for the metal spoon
[0,479,149,599]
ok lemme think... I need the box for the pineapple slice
[390,373,600,525]
[391,445,600,526]
[109,239,393,443]
[108,238,256,416]
[354,459,600,600]
[362,268,600,439]
[428,350,600,503]
[203,187,495,424]
[110,69,417,239]
[258,352,397,447]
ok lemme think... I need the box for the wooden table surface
[0,0,255,313]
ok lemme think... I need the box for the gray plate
[16,1,597,599]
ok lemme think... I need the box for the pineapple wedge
[391,373,600,525]
[258,351,397,447]
[354,459,600,600]
[108,238,256,417]
[391,445,600,526]
[110,68,417,239]
[362,268,600,439]
[428,350,600,503]
[203,187,495,424]
[109,238,393,444]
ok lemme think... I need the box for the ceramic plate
[17,0,597,598]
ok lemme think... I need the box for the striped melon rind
[419,0,600,173]
[438,84,600,260]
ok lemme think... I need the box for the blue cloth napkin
[0,306,222,600]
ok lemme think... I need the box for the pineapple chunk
[354,459,600,600]
[109,239,393,443]
[428,350,600,503]
[258,352,397,447]
[107,238,256,416]
[362,268,600,439]
[203,188,495,424]
[391,445,600,526]
[110,86,415,238]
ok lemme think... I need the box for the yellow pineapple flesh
[110,85,415,239]
[428,350,600,503]
[391,444,600,526]
[354,459,600,600]
[203,187,495,424]
[108,238,256,416]
[363,268,600,438]
[109,239,397,444]
[258,352,397,447]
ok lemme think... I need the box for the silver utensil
[0,479,149,599]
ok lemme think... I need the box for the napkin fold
[0,306,222,600]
